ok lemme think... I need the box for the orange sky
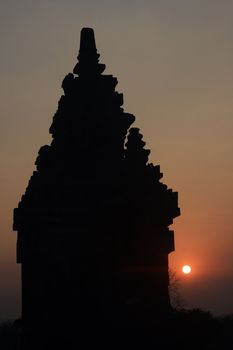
[1,0,233,320]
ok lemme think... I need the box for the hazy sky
[1,0,233,320]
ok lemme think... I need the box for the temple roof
[14,27,180,236]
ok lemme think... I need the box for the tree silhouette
[169,269,185,309]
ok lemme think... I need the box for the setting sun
[182,265,191,274]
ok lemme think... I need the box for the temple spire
[73,27,106,76]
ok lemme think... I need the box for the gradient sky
[1,0,233,320]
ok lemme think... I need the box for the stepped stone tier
[13,28,180,335]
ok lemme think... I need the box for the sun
[182,265,191,274]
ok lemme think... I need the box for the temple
[13,28,180,343]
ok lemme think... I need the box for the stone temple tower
[13,28,180,343]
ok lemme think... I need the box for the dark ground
[1,309,233,349]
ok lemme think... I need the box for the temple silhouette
[13,28,180,345]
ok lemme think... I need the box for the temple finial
[79,28,97,53]
[73,27,105,76]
